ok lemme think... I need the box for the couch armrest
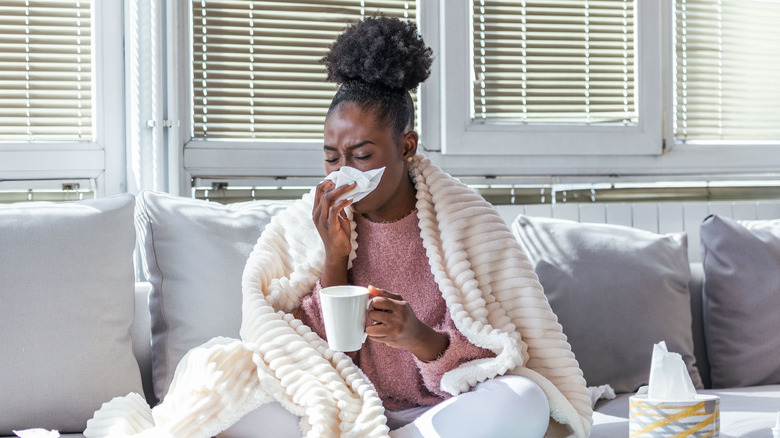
[132,281,157,407]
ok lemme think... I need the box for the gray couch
[589,263,780,437]
[2,192,779,437]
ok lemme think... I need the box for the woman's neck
[362,175,417,223]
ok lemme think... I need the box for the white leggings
[220,376,550,438]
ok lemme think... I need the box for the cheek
[374,163,404,195]
[324,163,338,175]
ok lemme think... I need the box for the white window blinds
[0,0,92,141]
[472,0,636,125]
[674,0,780,142]
[192,0,417,140]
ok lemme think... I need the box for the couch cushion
[134,191,289,400]
[687,263,711,389]
[132,281,156,407]
[512,215,703,394]
[700,214,780,388]
[0,195,143,434]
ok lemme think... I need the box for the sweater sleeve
[298,282,327,341]
[413,313,495,398]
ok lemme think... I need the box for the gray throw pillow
[134,191,289,401]
[512,215,703,393]
[0,195,143,434]
[700,214,780,388]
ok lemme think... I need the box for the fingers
[368,285,403,301]
[317,179,357,201]
[366,287,406,330]
[313,180,356,222]
[365,322,389,339]
[364,301,413,346]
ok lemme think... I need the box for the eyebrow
[323,140,375,151]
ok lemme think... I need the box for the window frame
[435,0,662,157]
[423,0,780,180]
[175,0,780,185]
[178,1,368,182]
[0,1,126,197]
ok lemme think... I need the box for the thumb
[368,285,403,300]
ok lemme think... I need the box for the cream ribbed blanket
[85,154,592,438]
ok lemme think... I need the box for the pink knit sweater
[299,210,495,411]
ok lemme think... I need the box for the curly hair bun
[322,16,433,91]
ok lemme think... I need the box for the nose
[336,155,351,169]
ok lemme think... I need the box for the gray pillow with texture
[134,191,289,401]
[700,214,780,388]
[512,215,703,393]
[0,195,142,434]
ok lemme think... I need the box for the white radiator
[495,201,780,263]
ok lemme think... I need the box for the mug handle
[362,297,374,344]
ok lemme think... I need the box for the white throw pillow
[0,194,142,434]
[134,191,290,401]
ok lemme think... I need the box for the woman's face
[323,103,417,217]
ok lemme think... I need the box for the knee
[481,376,550,437]
[426,376,550,438]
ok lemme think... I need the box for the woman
[290,16,544,436]
[85,16,591,438]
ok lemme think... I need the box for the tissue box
[629,394,720,437]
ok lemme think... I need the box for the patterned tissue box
[629,393,720,437]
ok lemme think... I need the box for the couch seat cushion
[592,385,780,438]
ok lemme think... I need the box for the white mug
[319,285,372,352]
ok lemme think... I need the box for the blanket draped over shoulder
[84,154,592,438]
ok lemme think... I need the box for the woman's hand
[313,179,355,286]
[366,285,449,362]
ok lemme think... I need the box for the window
[191,1,416,140]
[435,0,661,156]
[0,1,125,197]
[0,1,92,141]
[182,0,418,182]
[674,0,780,142]
[472,1,637,126]
[175,0,780,185]
[419,0,780,179]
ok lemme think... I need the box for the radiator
[495,201,780,263]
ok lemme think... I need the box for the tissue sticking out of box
[648,340,697,401]
[629,341,719,437]
[13,430,60,438]
[324,166,385,203]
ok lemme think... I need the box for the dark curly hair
[322,15,433,138]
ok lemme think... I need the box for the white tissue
[13,430,60,438]
[647,341,697,401]
[324,166,385,203]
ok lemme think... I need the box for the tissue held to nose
[324,166,385,203]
